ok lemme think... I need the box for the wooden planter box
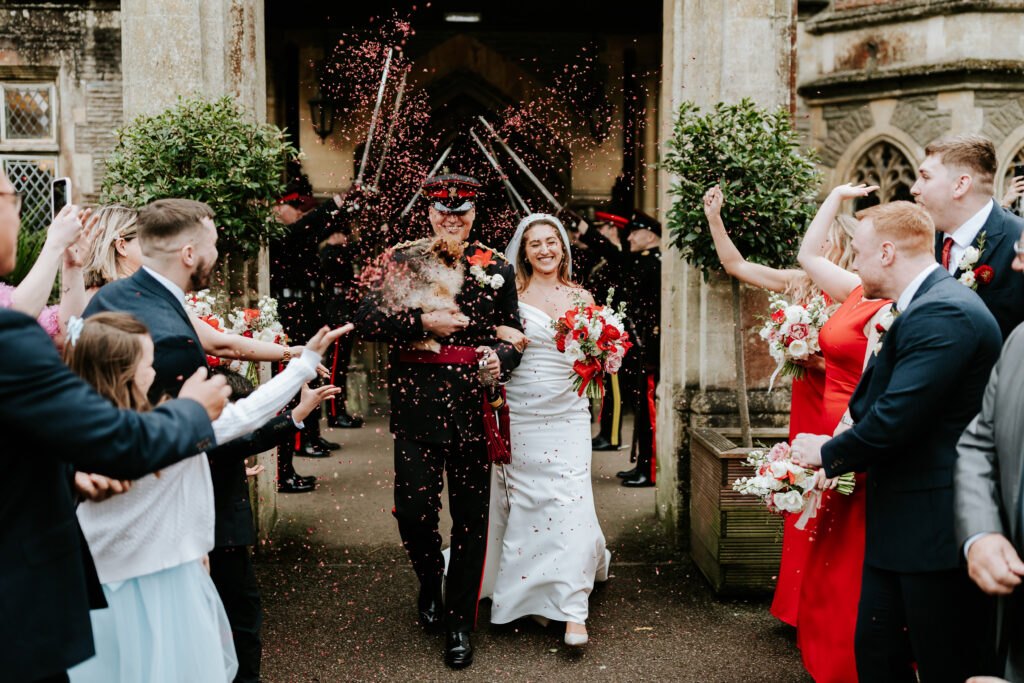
[689,427,790,595]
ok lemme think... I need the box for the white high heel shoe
[564,622,588,646]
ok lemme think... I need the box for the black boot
[591,435,620,451]
[327,410,364,429]
[315,436,341,451]
[444,630,473,669]
[418,580,443,628]
[277,471,315,493]
[616,466,637,479]
[621,472,654,487]
[296,438,331,458]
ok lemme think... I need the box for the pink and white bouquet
[759,293,829,390]
[732,441,855,529]
[551,289,633,398]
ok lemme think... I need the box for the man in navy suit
[792,201,1003,682]
[85,198,220,402]
[912,133,1024,341]
[0,172,231,683]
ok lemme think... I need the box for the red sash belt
[398,345,478,365]
[398,344,511,464]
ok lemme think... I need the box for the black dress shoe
[316,436,341,451]
[591,435,620,451]
[298,473,317,487]
[327,412,364,429]
[444,630,473,669]
[622,473,655,488]
[418,583,443,628]
[295,443,331,458]
[616,467,637,479]
[277,474,315,493]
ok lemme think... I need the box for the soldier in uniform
[271,183,355,492]
[320,219,363,429]
[618,210,662,487]
[354,173,522,669]
[577,211,630,452]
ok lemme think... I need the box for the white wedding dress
[480,300,610,624]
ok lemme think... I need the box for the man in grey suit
[955,230,1024,681]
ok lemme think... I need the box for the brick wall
[0,3,123,202]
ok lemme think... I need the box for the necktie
[941,236,954,270]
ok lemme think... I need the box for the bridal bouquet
[759,293,830,390]
[551,289,632,399]
[184,290,288,382]
[733,441,855,529]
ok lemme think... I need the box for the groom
[354,173,522,668]
[791,201,1002,681]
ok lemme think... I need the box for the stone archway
[848,139,917,211]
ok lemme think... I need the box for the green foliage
[662,99,823,280]
[101,96,298,256]
[0,225,46,287]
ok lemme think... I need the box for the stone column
[656,0,794,544]
[121,0,277,542]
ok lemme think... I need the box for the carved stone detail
[850,141,916,209]
[819,104,874,167]
[890,95,952,148]
[978,91,1024,144]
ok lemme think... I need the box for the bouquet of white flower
[759,293,830,390]
[733,441,855,529]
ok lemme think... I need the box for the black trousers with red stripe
[323,333,355,418]
[392,437,490,631]
[628,367,658,481]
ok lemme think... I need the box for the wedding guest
[795,183,893,682]
[81,202,319,491]
[206,369,340,683]
[67,313,342,683]
[0,169,231,683]
[1,202,97,346]
[911,134,1024,340]
[792,200,1002,682]
[999,172,1022,212]
[954,232,1024,681]
[702,183,855,630]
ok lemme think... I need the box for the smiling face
[428,206,475,243]
[523,222,566,276]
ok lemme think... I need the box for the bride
[485,212,611,646]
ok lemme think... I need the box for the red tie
[941,237,953,270]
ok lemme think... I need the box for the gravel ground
[255,414,810,682]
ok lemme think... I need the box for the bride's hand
[496,325,530,353]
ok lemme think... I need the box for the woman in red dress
[795,184,893,682]
[703,185,853,627]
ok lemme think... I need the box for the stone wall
[0,2,123,203]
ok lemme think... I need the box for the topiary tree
[101,95,298,258]
[663,99,822,446]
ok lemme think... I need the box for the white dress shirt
[942,200,994,274]
[142,265,187,308]
[896,262,941,313]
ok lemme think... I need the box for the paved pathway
[256,414,810,681]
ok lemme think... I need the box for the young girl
[66,311,348,683]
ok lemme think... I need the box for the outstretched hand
[179,367,231,421]
[831,183,879,202]
[74,471,132,502]
[64,210,101,269]
[293,382,342,424]
[304,323,354,356]
[702,185,724,220]
[45,204,86,254]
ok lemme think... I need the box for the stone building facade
[1,0,1022,546]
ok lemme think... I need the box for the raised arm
[702,185,803,293]
[9,205,83,319]
[797,184,872,303]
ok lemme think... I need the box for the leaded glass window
[1,84,55,142]
[850,141,916,212]
[2,157,57,232]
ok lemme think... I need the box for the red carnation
[974,265,994,286]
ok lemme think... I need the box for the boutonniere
[873,308,899,356]
[956,231,994,290]
[467,248,505,290]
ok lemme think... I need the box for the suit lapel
[132,268,195,331]
[954,202,1007,278]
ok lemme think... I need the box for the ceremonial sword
[478,116,564,213]
[355,47,394,189]
[368,69,408,194]
[397,141,455,220]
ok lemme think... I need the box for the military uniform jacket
[354,239,523,443]
[626,247,662,368]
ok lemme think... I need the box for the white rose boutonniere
[467,247,505,290]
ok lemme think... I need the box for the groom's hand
[967,533,1024,595]
[422,308,468,338]
[791,433,829,468]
